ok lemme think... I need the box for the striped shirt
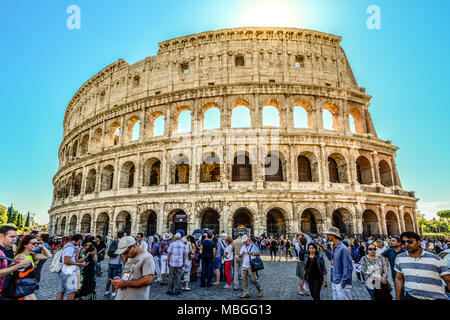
[394,249,449,300]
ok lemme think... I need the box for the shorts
[296,261,305,279]
[108,264,123,280]
[214,257,222,269]
[58,272,79,294]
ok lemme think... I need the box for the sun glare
[239,2,300,28]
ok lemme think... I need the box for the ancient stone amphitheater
[49,27,418,239]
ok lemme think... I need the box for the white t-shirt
[138,240,148,252]
[224,244,233,262]
[240,244,259,269]
[61,244,77,275]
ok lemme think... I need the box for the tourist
[94,235,106,277]
[321,227,353,300]
[11,234,51,300]
[294,234,311,296]
[222,237,233,289]
[278,235,287,262]
[33,233,51,289]
[427,240,435,253]
[136,232,148,252]
[219,233,227,282]
[112,236,155,300]
[395,231,450,300]
[239,236,263,298]
[75,237,97,300]
[351,239,365,282]
[159,233,172,285]
[361,243,390,300]
[212,235,223,285]
[304,243,327,300]
[0,226,32,300]
[183,235,195,291]
[232,232,244,290]
[56,234,86,300]
[285,236,293,259]
[200,231,215,287]
[167,233,186,295]
[269,235,278,261]
[105,231,124,298]
[376,240,385,256]
[150,235,161,283]
[381,235,405,291]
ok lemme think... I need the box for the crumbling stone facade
[48,27,418,238]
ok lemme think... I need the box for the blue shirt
[381,247,405,280]
[324,241,353,285]
[201,239,216,259]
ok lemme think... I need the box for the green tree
[437,210,450,221]
[0,205,7,225]
[25,212,30,227]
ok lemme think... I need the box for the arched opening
[80,135,89,155]
[293,106,309,128]
[143,158,161,186]
[322,103,340,131]
[85,169,96,194]
[201,209,220,233]
[177,109,191,133]
[264,153,284,181]
[172,156,190,184]
[232,154,252,181]
[332,209,353,235]
[266,209,286,237]
[297,156,312,182]
[262,105,280,127]
[328,157,339,183]
[141,210,157,236]
[385,211,399,236]
[130,119,140,142]
[106,122,121,147]
[73,173,82,196]
[80,214,91,234]
[200,154,221,182]
[231,105,251,128]
[379,160,393,187]
[169,210,188,234]
[153,115,165,137]
[60,217,66,235]
[300,209,320,234]
[328,153,348,183]
[92,128,102,152]
[95,213,110,237]
[362,209,380,236]
[100,165,114,191]
[72,141,78,159]
[404,212,414,232]
[356,156,373,185]
[120,161,135,188]
[116,211,132,236]
[203,106,220,130]
[68,215,77,235]
[348,107,366,134]
[233,209,253,237]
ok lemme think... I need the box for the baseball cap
[115,236,136,255]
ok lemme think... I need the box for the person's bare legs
[213,269,220,284]
[67,292,76,300]
[56,292,64,300]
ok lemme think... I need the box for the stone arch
[119,161,136,188]
[200,209,220,232]
[68,215,77,235]
[71,140,78,159]
[126,116,140,142]
[297,151,319,182]
[231,99,252,128]
[362,209,380,236]
[143,157,161,186]
[73,172,82,196]
[116,211,132,235]
[328,153,348,183]
[85,169,96,194]
[91,127,103,152]
[147,111,165,138]
[95,212,110,237]
[167,209,188,234]
[60,216,67,235]
[232,208,254,236]
[356,155,373,185]
[379,160,393,187]
[266,208,287,236]
[174,106,192,134]
[262,99,282,128]
[200,152,221,182]
[300,208,323,234]
[404,211,415,232]
[202,102,221,130]
[232,152,252,182]
[322,103,341,131]
[348,107,366,134]
[171,154,190,184]
[264,152,285,182]
[106,121,120,147]
[80,213,92,234]
[331,208,353,235]
[386,210,400,236]
[100,164,114,191]
[293,100,314,129]
[80,134,89,155]
[140,210,157,236]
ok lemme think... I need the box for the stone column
[399,206,406,233]
[320,143,328,188]
[139,106,147,142]
[119,115,125,146]
[371,151,381,185]
[101,120,106,151]
[378,204,387,236]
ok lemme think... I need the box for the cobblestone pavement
[36,252,381,300]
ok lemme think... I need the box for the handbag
[249,244,264,272]
[2,262,38,299]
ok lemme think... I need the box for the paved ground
[36,252,380,300]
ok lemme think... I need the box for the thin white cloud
[417,201,450,220]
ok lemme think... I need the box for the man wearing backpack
[105,231,124,298]
[56,234,86,300]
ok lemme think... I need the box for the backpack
[2,257,38,299]
[351,246,361,263]
[107,239,119,259]
[49,249,64,273]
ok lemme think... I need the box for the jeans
[366,286,375,300]
[201,258,214,286]
[331,282,352,300]
[233,258,242,289]
[153,255,161,281]
[168,266,183,293]
[241,267,262,295]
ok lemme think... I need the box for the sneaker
[104,291,111,297]
[185,287,191,291]
[223,284,230,289]
[305,291,310,296]
[240,294,250,298]
[111,291,117,298]
[258,291,263,297]
[297,291,304,296]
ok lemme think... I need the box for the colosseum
[48,27,419,239]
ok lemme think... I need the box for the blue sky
[0,0,449,224]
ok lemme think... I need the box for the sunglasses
[30,242,38,245]
[401,240,414,245]
[368,248,376,251]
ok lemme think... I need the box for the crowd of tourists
[0,224,449,301]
